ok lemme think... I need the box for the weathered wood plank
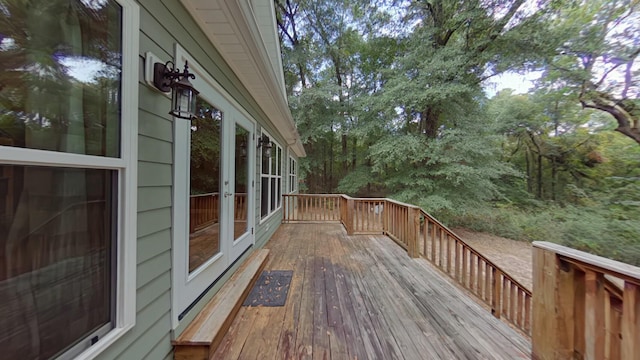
[622,282,640,360]
[585,269,606,360]
[213,223,530,359]
[174,249,269,359]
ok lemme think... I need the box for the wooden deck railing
[281,193,532,336]
[532,241,640,360]
[189,193,247,233]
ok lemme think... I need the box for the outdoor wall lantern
[153,60,199,120]
[257,134,273,158]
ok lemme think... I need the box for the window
[289,156,297,193]
[188,98,223,273]
[0,1,138,359]
[260,132,282,219]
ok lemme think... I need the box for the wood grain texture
[173,249,269,359]
[213,223,531,359]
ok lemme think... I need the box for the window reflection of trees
[190,97,222,195]
[0,0,122,157]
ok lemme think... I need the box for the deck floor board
[213,223,531,359]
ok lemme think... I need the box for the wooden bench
[173,249,270,360]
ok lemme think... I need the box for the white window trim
[288,155,297,193]
[0,1,139,359]
[259,130,282,223]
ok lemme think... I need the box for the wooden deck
[213,223,531,359]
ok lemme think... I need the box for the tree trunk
[329,128,334,192]
[551,157,557,201]
[341,133,348,175]
[537,153,543,199]
[525,147,532,194]
[421,106,440,138]
[351,136,356,169]
[581,94,640,145]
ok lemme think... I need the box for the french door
[172,47,255,326]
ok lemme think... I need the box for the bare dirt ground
[452,228,533,290]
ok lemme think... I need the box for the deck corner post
[407,207,420,258]
[382,199,389,234]
[532,243,579,360]
[622,282,640,360]
[346,197,355,235]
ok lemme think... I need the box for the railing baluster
[283,194,533,336]
[477,258,484,299]
[470,253,476,293]
[492,267,501,318]
[462,246,468,288]
[585,269,606,360]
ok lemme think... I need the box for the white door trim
[171,45,256,328]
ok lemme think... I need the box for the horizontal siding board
[138,110,173,142]
[138,162,172,187]
[94,291,170,360]
[139,30,172,59]
[137,270,171,312]
[120,311,172,360]
[137,251,172,289]
[137,228,171,263]
[256,209,282,248]
[138,135,172,164]
[139,6,175,55]
[137,207,171,238]
[138,85,172,120]
[143,333,173,360]
[137,187,172,212]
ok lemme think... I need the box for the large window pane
[0,165,116,359]
[261,135,270,175]
[188,98,222,272]
[261,177,269,218]
[0,1,122,157]
[270,178,276,212]
[234,124,249,240]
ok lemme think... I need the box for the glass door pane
[188,98,222,273]
[233,125,249,241]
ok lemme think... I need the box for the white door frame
[171,45,256,328]
[226,114,255,261]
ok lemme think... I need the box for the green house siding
[93,1,296,359]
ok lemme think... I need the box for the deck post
[382,200,388,234]
[407,207,420,258]
[622,283,640,360]
[346,197,354,235]
[532,245,582,359]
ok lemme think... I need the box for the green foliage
[450,204,640,266]
[277,0,640,265]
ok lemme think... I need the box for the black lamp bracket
[153,61,196,93]
[257,134,273,149]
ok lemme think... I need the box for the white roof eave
[180,0,306,157]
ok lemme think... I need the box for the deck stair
[173,249,270,360]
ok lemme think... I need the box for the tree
[542,0,640,143]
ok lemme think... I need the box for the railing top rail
[288,193,532,294]
[283,193,342,197]
[420,208,532,295]
[190,192,219,198]
[384,198,421,209]
[533,241,640,286]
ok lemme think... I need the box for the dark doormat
[243,270,293,307]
